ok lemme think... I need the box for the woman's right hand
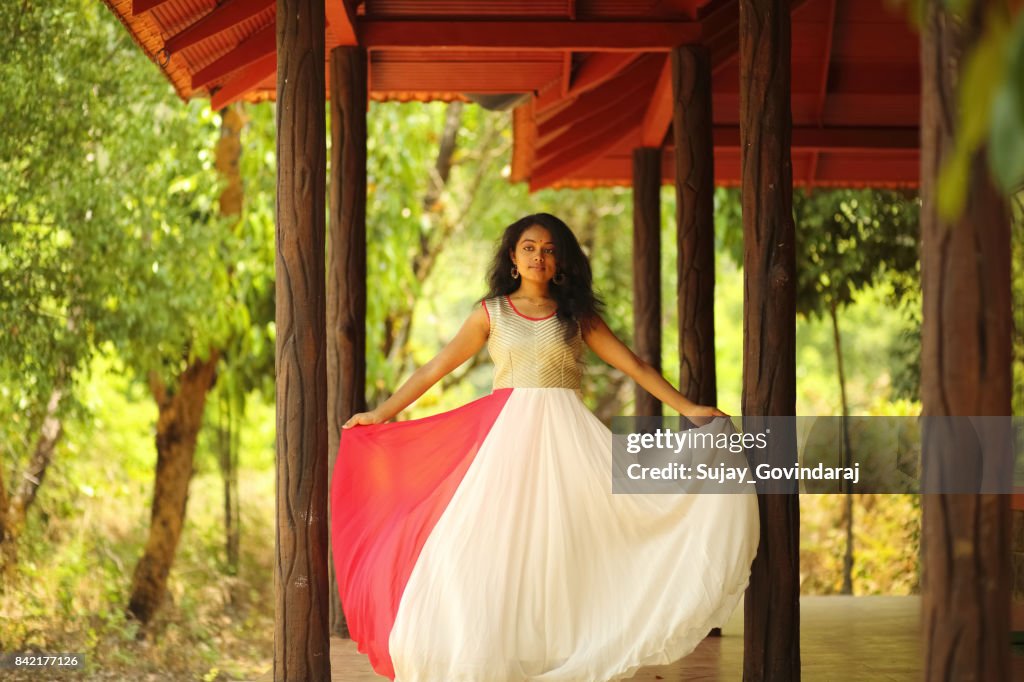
[343,410,387,429]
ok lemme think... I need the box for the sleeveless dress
[330,295,760,682]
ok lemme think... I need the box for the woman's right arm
[343,304,490,429]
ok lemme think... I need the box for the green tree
[793,187,920,594]
[0,1,277,627]
[0,0,214,561]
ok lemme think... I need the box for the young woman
[332,213,760,681]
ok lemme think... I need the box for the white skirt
[332,387,760,682]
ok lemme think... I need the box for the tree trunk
[919,2,1012,679]
[0,453,7,577]
[7,386,63,528]
[632,146,662,416]
[216,104,245,217]
[216,102,245,580]
[127,351,219,624]
[275,0,330,678]
[829,301,854,595]
[0,385,64,572]
[0,444,7,545]
[672,44,717,409]
[423,101,463,211]
[327,44,368,638]
[217,391,241,576]
[739,1,800,680]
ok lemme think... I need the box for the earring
[552,271,566,285]
[511,264,520,279]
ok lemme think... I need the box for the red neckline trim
[505,294,557,321]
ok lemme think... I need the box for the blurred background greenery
[1,1,1021,680]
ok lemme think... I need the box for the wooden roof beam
[639,54,673,147]
[533,59,664,184]
[569,52,638,93]
[535,52,638,113]
[561,52,573,95]
[360,20,701,51]
[192,23,275,91]
[535,94,649,169]
[656,0,705,19]
[163,0,273,55]
[210,52,276,110]
[538,69,655,143]
[556,149,920,188]
[132,0,173,15]
[326,0,359,46]
[531,122,641,190]
[809,0,839,183]
[537,54,663,137]
[698,0,738,68]
[814,0,838,126]
[712,125,919,150]
[533,80,576,129]
[702,0,813,73]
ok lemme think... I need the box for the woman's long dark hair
[480,213,604,338]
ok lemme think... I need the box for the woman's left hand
[683,404,730,427]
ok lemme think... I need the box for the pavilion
[101,1,1019,680]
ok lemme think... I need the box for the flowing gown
[331,294,760,682]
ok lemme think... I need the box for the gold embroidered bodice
[483,295,584,390]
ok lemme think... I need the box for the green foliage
[0,0,232,415]
[937,5,1013,217]
[990,16,1024,194]
[891,0,1024,213]
[800,494,921,595]
[1013,193,1024,416]
[207,102,277,409]
[1,5,278,676]
[364,102,514,399]
[1,2,278,550]
[713,187,744,267]
[0,353,275,679]
[937,2,1023,214]
[792,189,922,405]
[365,102,454,396]
[793,189,919,320]
[886,286,924,403]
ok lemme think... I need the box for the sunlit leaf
[989,84,1024,193]
[937,147,970,221]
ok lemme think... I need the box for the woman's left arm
[581,314,729,420]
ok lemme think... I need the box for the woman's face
[510,225,557,284]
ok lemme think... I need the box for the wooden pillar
[672,44,717,409]
[327,45,368,638]
[275,0,329,679]
[673,45,720,636]
[919,1,1012,679]
[739,1,800,680]
[632,147,662,416]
